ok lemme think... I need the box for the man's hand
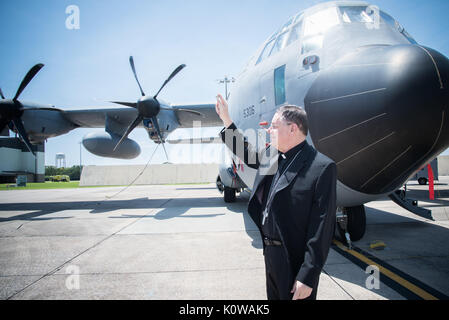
[215,94,233,128]
[291,280,313,300]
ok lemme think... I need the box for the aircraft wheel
[224,187,236,203]
[337,205,366,242]
[418,178,427,185]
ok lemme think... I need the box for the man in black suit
[215,94,337,300]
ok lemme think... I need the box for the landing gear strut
[336,205,366,248]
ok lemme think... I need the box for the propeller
[0,63,44,156]
[111,56,190,161]
[13,64,44,101]
[129,56,145,97]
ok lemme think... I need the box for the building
[0,137,45,183]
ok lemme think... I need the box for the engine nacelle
[82,132,141,159]
[21,106,76,143]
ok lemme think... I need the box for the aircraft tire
[224,187,236,203]
[338,205,366,242]
[418,178,427,185]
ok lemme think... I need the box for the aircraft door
[258,69,275,115]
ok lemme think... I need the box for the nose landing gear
[336,205,367,248]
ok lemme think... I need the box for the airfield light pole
[79,141,82,173]
[217,76,235,100]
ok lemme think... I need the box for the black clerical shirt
[261,140,306,240]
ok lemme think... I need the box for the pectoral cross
[262,209,268,225]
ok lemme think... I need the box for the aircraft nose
[304,44,449,195]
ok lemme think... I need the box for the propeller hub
[0,100,23,119]
[137,96,160,118]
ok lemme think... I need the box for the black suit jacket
[220,123,337,289]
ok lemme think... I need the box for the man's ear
[291,123,298,134]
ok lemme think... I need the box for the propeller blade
[129,56,145,97]
[11,118,35,156]
[113,115,143,151]
[154,64,186,99]
[13,63,44,101]
[109,101,137,108]
[150,116,169,162]
[0,88,5,99]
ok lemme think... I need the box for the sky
[1,0,449,167]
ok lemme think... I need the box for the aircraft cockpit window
[279,17,293,33]
[256,39,275,65]
[339,6,374,24]
[267,31,277,43]
[303,7,339,37]
[401,29,417,44]
[293,13,303,24]
[270,31,290,57]
[380,11,417,44]
[286,19,303,46]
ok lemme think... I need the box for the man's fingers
[291,281,313,300]
[292,290,300,300]
[217,94,226,106]
[216,95,224,109]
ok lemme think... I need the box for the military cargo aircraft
[210,0,449,243]
[1,1,448,243]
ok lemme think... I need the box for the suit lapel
[250,145,279,201]
[273,142,314,195]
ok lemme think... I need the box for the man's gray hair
[276,105,308,136]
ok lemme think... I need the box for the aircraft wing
[62,108,139,129]
[167,137,222,144]
[62,103,221,130]
[171,103,222,128]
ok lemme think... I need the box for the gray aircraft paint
[219,1,449,207]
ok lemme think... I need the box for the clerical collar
[280,140,306,160]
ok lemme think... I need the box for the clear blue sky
[1,0,449,166]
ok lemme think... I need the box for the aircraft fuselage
[223,1,449,207]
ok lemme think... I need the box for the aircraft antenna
[217,76,235,100]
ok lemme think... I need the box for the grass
[0,181,213,191]
[0,181,79,190]
[0,181,125,191]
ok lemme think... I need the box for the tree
[45,165,82,181]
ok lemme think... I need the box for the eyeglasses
[268,121,293,130]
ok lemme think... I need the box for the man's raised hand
[215,93,233,128]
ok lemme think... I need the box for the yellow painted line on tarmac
[332,240,439,300]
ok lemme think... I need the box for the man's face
[267,112,292,153]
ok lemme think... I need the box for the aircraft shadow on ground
[0,197,231,220]
[0,193,263,248]
[327,206,449,300]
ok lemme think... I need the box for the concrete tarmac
[1,177,449,300]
